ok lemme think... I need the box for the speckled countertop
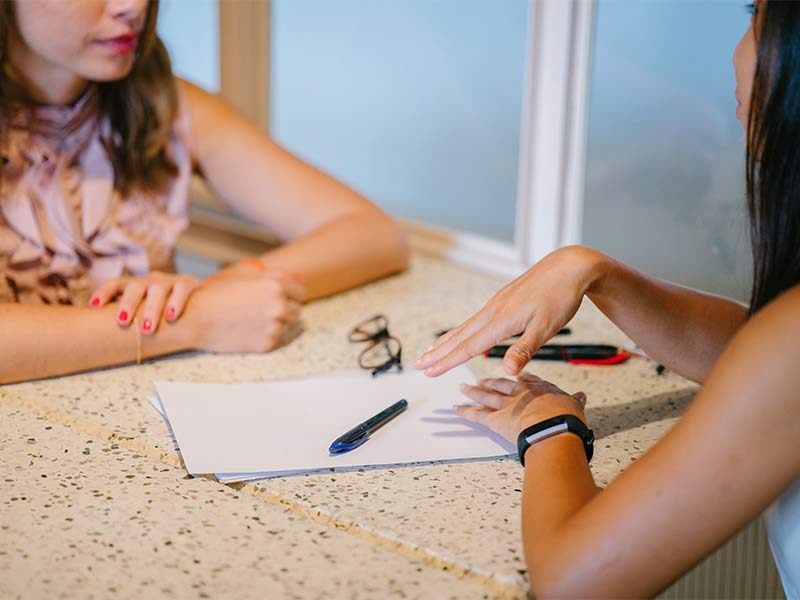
[0,254,698,599]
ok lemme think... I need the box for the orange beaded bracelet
[239,257,268,272]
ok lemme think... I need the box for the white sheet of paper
[148,395,312,481]
[154,366,514,476]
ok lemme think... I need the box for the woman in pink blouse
[0,0,408,383]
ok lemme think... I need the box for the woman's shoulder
[173,77,255,165]
[727,285,800,384]
[175,77,203,115]
[175,77,229,134]
[746,284,800,339]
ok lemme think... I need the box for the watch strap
[517,414,594,466]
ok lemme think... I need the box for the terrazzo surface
[0,254,698,598]
[0,405,495,600]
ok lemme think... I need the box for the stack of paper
[150,365,515,482]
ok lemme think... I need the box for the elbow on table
[371,211,410,275]
[0,361,37,385]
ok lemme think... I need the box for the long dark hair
[746,1,800,313]
[0,0,178,195]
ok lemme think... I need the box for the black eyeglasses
[348,314,403,377]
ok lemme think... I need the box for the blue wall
[158,0,219,92]
[270,0,528,241]
[157,0,753,297]
[583,0,752,299]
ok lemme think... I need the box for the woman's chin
[81,58,136,83]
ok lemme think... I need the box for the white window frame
[406,0,595,279]
[516,0,595,268]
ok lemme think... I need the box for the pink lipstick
[96,32,139,55]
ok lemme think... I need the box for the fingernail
[142,318,152,332]
[165,307,176,321]
[90,297,100,307]
[118,310,129,323]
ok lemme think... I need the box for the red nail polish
[142,318,152,332]
[166,307,176,320]
[118,310,129,322]
[90,297,100,307]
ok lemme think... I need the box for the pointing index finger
[415,312,489,369]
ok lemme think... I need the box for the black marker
[485,344,629,365]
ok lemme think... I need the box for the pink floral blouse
[0,85,192,306]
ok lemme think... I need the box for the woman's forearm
[0,304,196,384]
[521,436,600,596]
[586,252,747,382]
[517,290,800,597]
[256,209,409,300]
[181,80,409,301]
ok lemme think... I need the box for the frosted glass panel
[157,0,220,92]
[271,0,527,241]
[582,0,751,300]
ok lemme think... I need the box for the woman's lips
[95,33,139,55]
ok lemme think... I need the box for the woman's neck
[7,30,89,105]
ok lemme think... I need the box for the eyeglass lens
[359,337,402,369]
[348,315,389,343]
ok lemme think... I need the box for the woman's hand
[90,272,201,334]
[456,372,587,443]
[183,271,306,353]
[415,246,608,377]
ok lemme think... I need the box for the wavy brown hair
[0,0,179,195]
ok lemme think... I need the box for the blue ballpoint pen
[329,399,409,455]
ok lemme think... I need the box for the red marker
[484,344,630,365]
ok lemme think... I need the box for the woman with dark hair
[0,1,408,383]
[416,1,799,596]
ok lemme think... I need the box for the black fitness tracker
[517,414,594,466]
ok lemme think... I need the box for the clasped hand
[89,266,306,353]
